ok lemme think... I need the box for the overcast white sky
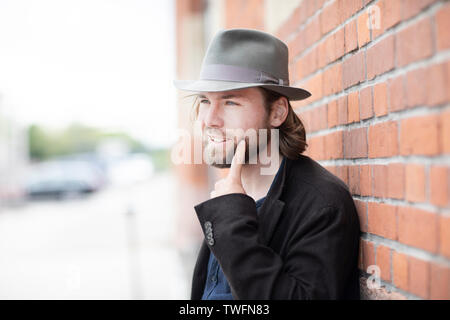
[0,0,177,148]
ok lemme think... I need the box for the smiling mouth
[208,135,231,143]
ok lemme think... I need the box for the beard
[202,123,271,169]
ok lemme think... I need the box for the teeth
[209,136,226,142]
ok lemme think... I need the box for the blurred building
[0,97,28,208]
[174,0,450,300]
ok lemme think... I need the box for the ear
[269,96,289,127]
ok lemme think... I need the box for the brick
[440,216,450,258]
[409,256,430,299]
[354,199,367,232]
[344,127,368,159]
[339,0,363,21]
[369,0,383,40]
[309,104,328,132]
[367,34,395,79]
[317,41,327,69]
[400,115,440,156]
[396,17,433,67]
[357,11,371,47]
[368,121,398,158]
[387,163,405,200]
[344,19,358,53]
[304,17,321,49]
[441,110,450,154]
[323,63,342,96]
[324,131,343,159]
[376,245,391,282]
[388,75,406,112]
[337,95,348,125]
[436,3,450,51]
[348,165,360,195]
[307,135,326,160]
[347,91,360,123]
[321,0,340,35]
[288,30,306,60]
[361,239,375,272]
[343,51,365,88]
[372,165,388,198]
[405,164,426,203]
[360,86,373,120]
[333,28,345,61]
[302,72,323,103]
[383,0,402,30]
[402,0,437,21]
[327,99,338,128]
[296,50,318,80]
[406,67,427,108]
[427,62,450,106]
[307,48,319,77]
[373,82,388,116]
[430,262,450,299]
[297,111,311,132]
[360,165,371,196]
[398,206,438,252]
[430,166,449,207]
[368,202,397,240]
[324,34,336,66]
[392,251,408,291]
[334,165,349,185]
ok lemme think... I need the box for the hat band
[199,64,289,86]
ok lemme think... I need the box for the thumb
[229,139,246,182]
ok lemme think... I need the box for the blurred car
[107,153,155,186]
[25,159,107,199]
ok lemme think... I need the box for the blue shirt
[201,156,285,300]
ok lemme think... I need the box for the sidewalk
[0,171,189,299]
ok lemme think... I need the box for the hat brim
[173,79,311,101]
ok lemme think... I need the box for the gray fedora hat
[173,28,311,101]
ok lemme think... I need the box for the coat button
[207,238,215,246]
[204,221,212,229]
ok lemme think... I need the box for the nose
[203,101,224,128]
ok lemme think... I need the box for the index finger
[229,139,246,182]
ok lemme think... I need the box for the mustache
[204,128,235,140]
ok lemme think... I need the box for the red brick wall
[276,0,450,299]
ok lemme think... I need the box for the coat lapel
[257,156,289,246]
[190,240,210,299]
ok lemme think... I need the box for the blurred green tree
[27,123,149,161]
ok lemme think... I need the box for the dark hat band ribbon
[199,64,289,86]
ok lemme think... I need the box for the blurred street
[0,171,190,299]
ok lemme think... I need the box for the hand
[210,140,246,198]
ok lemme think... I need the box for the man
[174,29,361,300]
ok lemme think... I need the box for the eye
[225,101,238,106]
[199,99,210,104]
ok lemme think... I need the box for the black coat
[191,155,361,300]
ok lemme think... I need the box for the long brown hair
[188,87,308,160]
[258,87,308,159]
